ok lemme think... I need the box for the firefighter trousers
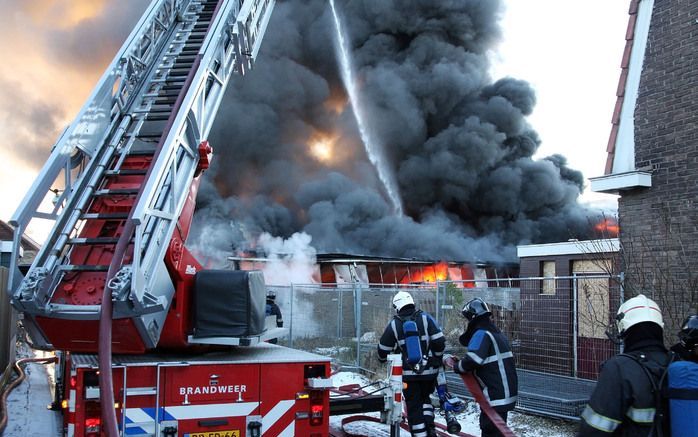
[479,408,509,437]
[404,379,437,437]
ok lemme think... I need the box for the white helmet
[392,291,415,312]
[616,294,663,336]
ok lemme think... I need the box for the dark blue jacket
[455,318,518,410]
[266,301,283,327]
[377,306,445,380]
[578,338,670,436]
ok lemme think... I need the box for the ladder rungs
[134,105,172,114]
[81,213,130,220]
[172,61,194,70]
[104,169,148,176]
[168,69,193,77]
[145,113,171,121]
[124,133,163,139]
[94,188,139,196]
[172,54,196,63]
[60,265,110,272]
[68,237,120,245]
[154,97,177,106]
[126,149,156,156]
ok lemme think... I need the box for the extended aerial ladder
[8,0,275,354]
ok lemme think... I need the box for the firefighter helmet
[267,290,276,301]
[616,294,663,337]
[678,314,698,349]
[461,297,491,321]
[392,291,415,312]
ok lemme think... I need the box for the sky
[490,1,628,211]
[0,0,629,243]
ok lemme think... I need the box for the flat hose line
[0,356,58,435]
[459,373,516,437]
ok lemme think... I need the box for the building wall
[0,267,16,374]
[518,254,618,377]
[619,0,698,330]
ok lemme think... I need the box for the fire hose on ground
[336,354,515,437]
[459,372,515,437]
[0,356,59,435]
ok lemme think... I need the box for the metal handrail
[129,0,276,309]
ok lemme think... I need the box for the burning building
[229,251,518,288]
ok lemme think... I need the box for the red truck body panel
[63,345,331,436]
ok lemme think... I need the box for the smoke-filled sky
[190,0,617,262]
[0,0,626,262]
[0,0,150,241]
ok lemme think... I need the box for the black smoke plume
[191,0,601,263]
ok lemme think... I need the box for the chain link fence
[269,274,622,420]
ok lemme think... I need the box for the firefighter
[671,313,698,362]
[377,291,445,437]
[447,297,517,437]
[265,290,283,344]
[579,294,670,436]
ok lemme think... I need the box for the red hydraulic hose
[459,373,516,437]
[97,1,224,434]
[99,218,135,437]
[98,55,202,435]
[0,356,58,435]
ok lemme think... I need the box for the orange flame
[594,217,619,237]
[401,261,450,284]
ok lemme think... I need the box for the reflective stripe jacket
[377,307,445,380]
[455,327,518,410]
[578,342,669,436]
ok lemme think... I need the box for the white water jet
[328,0,403,215]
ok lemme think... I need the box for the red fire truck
[62,349,331,436]
[7,0,337,435]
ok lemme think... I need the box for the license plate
[187,431,240,437]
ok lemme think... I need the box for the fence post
[572,275,578,378]
[338,287,343,339]
[354,283,362,370]
[618,272,625,354]
[619,272,625,304]
[435,281,441,326]
[289,284,295,349]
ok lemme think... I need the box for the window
[541,261,556,295]
[573,260,611,339]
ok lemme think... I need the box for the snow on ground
[330,370,577,437]
[4,345,62,436]
[331,400,576,437]
[332,371,373,388]
[314,346,352,357]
